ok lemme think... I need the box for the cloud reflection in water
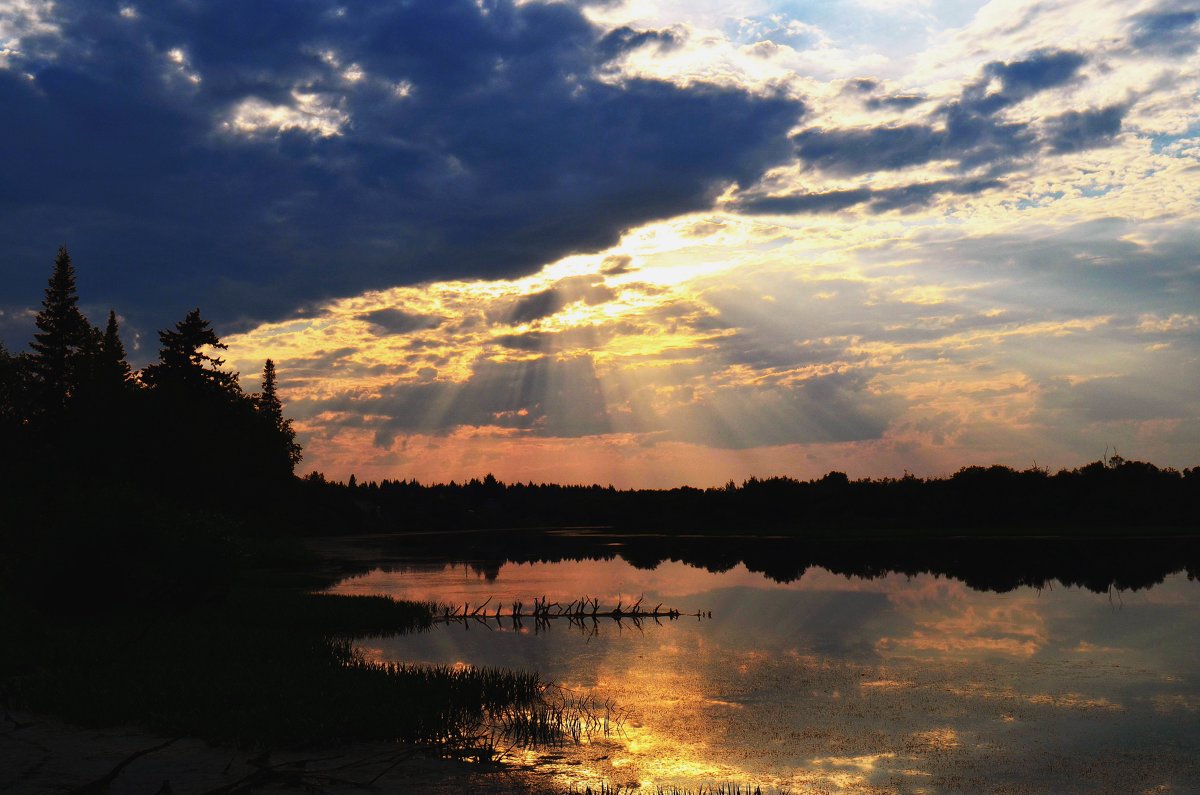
[332,556,1200,792]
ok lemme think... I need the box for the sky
[1,0,1198,486]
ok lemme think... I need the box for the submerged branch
[432,594,710,630]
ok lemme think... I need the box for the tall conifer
[256,359,282,421]
[99,310,133,389]
[29,247,89,411]
[142,308,239,395]
[256,358,301,468]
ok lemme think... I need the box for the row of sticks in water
[435,595,711,625]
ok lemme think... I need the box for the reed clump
[497,686,626,746]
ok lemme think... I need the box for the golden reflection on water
[806,752,896,790]
[332,557,1200,793]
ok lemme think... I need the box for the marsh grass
[495,687,626,747]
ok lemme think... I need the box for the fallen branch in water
[435,594,711,629]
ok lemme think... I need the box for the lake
[324,533,1200,793]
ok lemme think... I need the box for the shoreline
[0,711,548,794]
[6,531,1197,793]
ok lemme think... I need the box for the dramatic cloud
[1044,374,1197,423]
[864,94,927,111]
[0,0,802,338]
[222,206,1200,482]
[738,178,1003,215]
[734,8,1196,218]
[596,24,686,60]
[360,309,443,335]
[666,371,899,449]
[7,0,1200,484]
[499,275,617,324]
[1044,104,1128,153]
[300,354,614,447]
[733,48,1132,214]
[1127,8,1200,54]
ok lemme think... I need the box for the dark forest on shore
[301,457,1200,537]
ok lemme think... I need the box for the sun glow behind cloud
[228,1,1200,481]
[225,0,1200,482]
[226,145,1200,486]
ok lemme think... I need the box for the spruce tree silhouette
[140,308,246,494]
[137,310,304,496]
[64,309,138,468]
[255,359,282,420]
[142,308,240,396]
[28,247,91,415]
[255,358,302,470]
[99,310,133,390]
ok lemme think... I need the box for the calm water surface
[329,548,1200,793]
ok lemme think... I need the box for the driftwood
[65,737,179,795]
[197,745,438,794]
[434,594,711,629]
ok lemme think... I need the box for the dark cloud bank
[739,48,1130,215]
[0,0,802,341]
[1127,6,1200,55]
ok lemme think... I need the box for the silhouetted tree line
[0,248,300,537]
[297,459,1199,537]
[1,249,300,605]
